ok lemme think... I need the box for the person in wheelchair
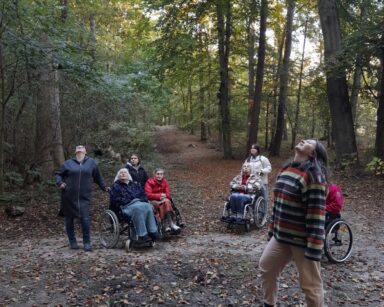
[326,183,343,223]
[110,168,159,242]
[325,183,344,245]
[145,168,180,233]
[226,163,262,223]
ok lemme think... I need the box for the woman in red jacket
[145,168,180,232]
[326,183,344,223]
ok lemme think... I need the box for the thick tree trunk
[318,0,358,164]
[375,52,384,159]
[247,0,268,151]
[269,0,294,156]
[268,33,284,150]
[216,0,232,158]
[35,34,65,179]
[291,17,308,149]
[0,42,5,194]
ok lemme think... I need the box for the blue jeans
[122,200,158,237]
[65,205,90,244]
[229,193,252,214]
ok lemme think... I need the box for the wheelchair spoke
[324,219,353,263]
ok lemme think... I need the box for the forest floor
[1,125,384,307]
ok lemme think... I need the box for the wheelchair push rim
[324,219,353,263]
[254,196,267,228]
[99,209,120,248]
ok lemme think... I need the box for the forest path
[0,125,383,306]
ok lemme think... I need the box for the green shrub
[366,157,384,176]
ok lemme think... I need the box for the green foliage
[366,157,384,176]
[5,172,24,188]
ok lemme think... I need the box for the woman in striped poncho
[259,139,328,307]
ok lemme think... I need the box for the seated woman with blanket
[228,163,261,222]
[110,168,159,242]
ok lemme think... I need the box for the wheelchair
[155,199,184,237]
[98,204,157,251]
[323,217,353,263]
[221,188,268,232]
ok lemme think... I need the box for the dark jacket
[110,180,148,212]
[125,163,149,188]
[55,156,106,218]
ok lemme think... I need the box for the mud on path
[1,125,384,306]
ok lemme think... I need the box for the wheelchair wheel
[244,205,252,232]
[99,209,120,248]
[324,219,353,263]
[254,196,267,228]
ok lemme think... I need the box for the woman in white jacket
[243,144,272,205]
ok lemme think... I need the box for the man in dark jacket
[55,145,108,251]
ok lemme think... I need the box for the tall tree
[376,52,384,159]
[269,0,295,156]
[318,0,358,164]
[291,15,308,149]
[216,0,232,158]
[247,0,268,151]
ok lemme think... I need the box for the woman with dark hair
[259,139,328,307]
[243,144,272,204]
[125,153,149,188]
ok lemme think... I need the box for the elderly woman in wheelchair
[99,168,160,250]
[221,163,267,231]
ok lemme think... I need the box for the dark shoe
[148,232,160,241]
[84,243,92,252]
[263,303,274,307]
[138,235,150,242]
[70,241,79,250]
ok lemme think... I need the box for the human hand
[105,187,111,192]
[59,183,66,189]
[160,193,166,200]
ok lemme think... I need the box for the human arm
[144,179,162,201]
[54,163,68,189]
[304,182,326,261]
[163,179,172,199]
[260,156,272,175]
[230,175,246,192]
[245,175,262,194]
[92,161,108,191]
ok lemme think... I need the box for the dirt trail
[0,126,383,306]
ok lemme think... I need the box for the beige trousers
[259,237,324,307]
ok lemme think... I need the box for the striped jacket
[268,161,326,261]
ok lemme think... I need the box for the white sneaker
[171,224,180,231]
[165,226,171,232]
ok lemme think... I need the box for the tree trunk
[291,16,308,149]
[246,1,257,141]
[216,0,232,158]
[350,61,362,127]
[35,34,65,179]
[318,0,358,164]
[247,0,268,151]
[0,42,5,194]
[268,33,285,150]
[269,0,295,156]
[375,51,384,159]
